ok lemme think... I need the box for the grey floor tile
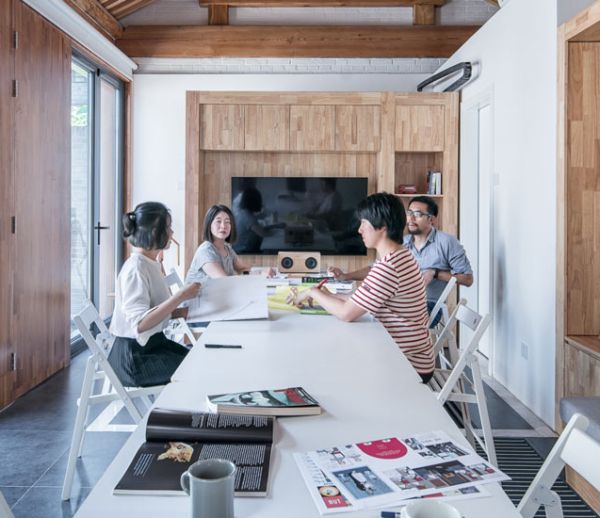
[0,486,28,507]
[37,432,129,490]
[526,437,557,459]
[0,429,70,486]
[10,486,90,518]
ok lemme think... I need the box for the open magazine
[268,284,330,315]
[114,408,274,497]
[294,430,508,514]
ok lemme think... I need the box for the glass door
[70,55,124,339]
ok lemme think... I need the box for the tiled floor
[0,351,556,518]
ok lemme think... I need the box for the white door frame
[460,88,496,376]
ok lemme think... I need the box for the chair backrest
[165,268,184,291]
[518,413,600,518]
[427,276,457,328]
[73,302,114,360]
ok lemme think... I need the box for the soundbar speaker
[277,251,321,274]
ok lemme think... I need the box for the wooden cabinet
[187,92,459,273]
[335,105,380,152]
[395,104,445,152]
[200,104,244,150]
[290,105,335,151]
[0,0,71,408]
[244,105,289,151]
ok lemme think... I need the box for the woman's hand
[262,267,276,278]
[178,282,201,302]
[328,266,346,280]
[285,287,314,307]
[171,307,189,319]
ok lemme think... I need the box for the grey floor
[0,351,557,518]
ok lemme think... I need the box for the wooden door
[13,2,70,398]
[335,105,380,152]
[200,104,244,150]
[244,105,289,151]
[395,104,445,151]
[290,105,335,151]
[0,0,15,408]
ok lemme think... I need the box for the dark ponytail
[123,202,171,250]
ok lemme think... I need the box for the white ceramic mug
[180,458,236,518]
[401,500,462,518]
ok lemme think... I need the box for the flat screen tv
[231,176,368,255]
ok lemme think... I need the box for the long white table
[75,312,521,518]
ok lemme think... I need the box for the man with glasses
[404,196,473,315]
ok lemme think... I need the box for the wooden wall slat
[12,2,71,397]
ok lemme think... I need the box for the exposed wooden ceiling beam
[117,24,476,58]
[413,4,435,25]
[104,0,159,19]
[64,0,123,40]
[208,4,230,25]
[199,0,445,6]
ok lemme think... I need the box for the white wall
[132,74,428,273]
[440,0,557,425]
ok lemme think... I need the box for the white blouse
[109,253,171,345]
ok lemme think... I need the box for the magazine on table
[207,386,321,416]
[114,408,274,497]
[267,284,331,315]
[294,430,508,514]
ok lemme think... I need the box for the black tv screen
[231,176,368,255]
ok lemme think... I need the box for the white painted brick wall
[134,57,447,75]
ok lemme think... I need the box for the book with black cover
[114,408,274,497]
[207,386,321,416]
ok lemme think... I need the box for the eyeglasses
[406,210,431,219]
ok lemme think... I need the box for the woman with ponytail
[109,202,200,387]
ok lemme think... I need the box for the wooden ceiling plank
[63,0,123,39]
[112,0,159,19]
[199,0,446,6]
[117,24,476,58]
[413,4,435,25]
[209,4,230,25]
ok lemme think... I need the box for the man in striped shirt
[289,193,434,383]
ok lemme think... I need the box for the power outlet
[520,341,529,360]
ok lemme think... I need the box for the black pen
[204,343,243,349]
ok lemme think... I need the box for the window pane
[70,61,92,337]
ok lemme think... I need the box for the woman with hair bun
[109,201,200,387]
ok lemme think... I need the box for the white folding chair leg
[62,356,97,500]
[471,358,496,466]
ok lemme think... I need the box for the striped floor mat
[487,438,599,517]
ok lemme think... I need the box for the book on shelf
[207,387,321,417]
[427,170,443,195]
[114,408,274,497]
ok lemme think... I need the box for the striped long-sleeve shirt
[351,248,434,375]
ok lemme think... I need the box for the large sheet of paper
[186,276,269,323]
[294,430,508,514]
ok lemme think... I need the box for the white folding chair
[0,489,13,518]
[62,302,165,500]
[427,275,456,329]
[428,299,496,466]
[518,413,600,518]
[164,268,200,347]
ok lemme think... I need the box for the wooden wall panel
[244,105,289,151]
[13,2,70,397]
[290,105,335,151]
[200,104,244,150]
[395,104,445,151]
[335,105,380,152]
[566,43,600,335]
[564,341,600,397]
[0,0,15,407]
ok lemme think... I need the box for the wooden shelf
[565,335,600,361]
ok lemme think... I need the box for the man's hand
[285,287,314,307]
[422,269,435,286]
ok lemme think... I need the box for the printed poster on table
[294,430,507,514]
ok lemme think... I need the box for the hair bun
[128,212,136,222]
